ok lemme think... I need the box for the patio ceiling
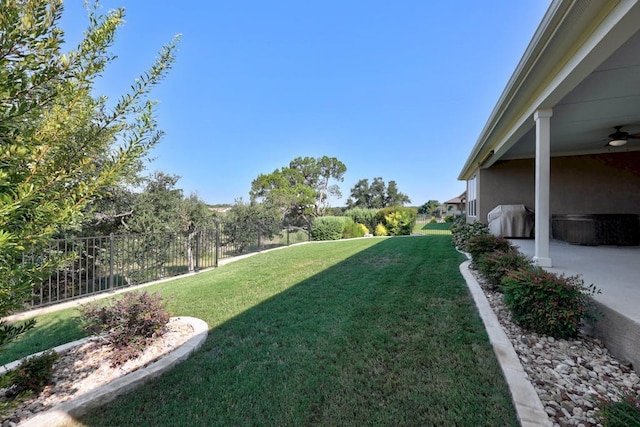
[503,28,640,160]
[459,0,640,180]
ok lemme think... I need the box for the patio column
[533,109,553,267]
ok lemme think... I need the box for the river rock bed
[0,317,193,426]
[474,268,639,427]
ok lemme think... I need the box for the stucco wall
[473,152,640,223]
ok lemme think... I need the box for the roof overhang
[458,0,640,181]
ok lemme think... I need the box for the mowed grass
[413,220,452,235]
[5,236,518,426]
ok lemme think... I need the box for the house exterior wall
[470,152,640,223]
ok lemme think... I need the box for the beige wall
[473,152,640,223]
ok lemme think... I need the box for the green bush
[375,206,417,236]
[429,217,437,224]
[501,267,600,339]
[344,208,378,233]
[80,291,170,366]
[311,216,348,241]
[343,221,369,239]
[466,234,512,263]
[597,390,640,427]
[474,248,532,290]
[444,215,454,223]
[374,223,388,236]
[7,350,59,396]
[450,220,489,252]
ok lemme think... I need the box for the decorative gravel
[473,268,639,427]
[0,318,193,426]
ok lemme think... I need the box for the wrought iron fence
[28,222,310,309]
[413,215,454,235]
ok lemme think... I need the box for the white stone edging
[460,259,551,427]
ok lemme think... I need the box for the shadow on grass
[66,237,515,426]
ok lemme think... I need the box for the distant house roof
[444,192,466,205]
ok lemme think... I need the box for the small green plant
[444,215,454,223]
[429,217,437,224]
[450,220,489,252]
[6,350,59,396]
[80,291,170,366]
[501,267,600,339]
[374,223,388,236]
[343,222,369,239]
[311,216,348,241]
[375,206,417,236]
[474,248,532,290]
[597,390,640,426]
[466,234,512,263]
[343,208,378,233]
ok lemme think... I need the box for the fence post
[195,231,200,272]
[109,233,114,292]
[215,222,220,268]
[257,224,261,251]
[286,222,290,246]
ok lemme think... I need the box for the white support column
[533,109,553,267]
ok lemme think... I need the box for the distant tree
[418,200,441,215]
[0,0,178,348]
[250,156,346,221]
[385,180,411,206]
[127,172,185,234]
[124,172,215,274]
[221,199,282,254]
[346,177,410,209]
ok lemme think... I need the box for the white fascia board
[458,0,640,180]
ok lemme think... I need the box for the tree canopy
[346,177,410,209]
[418,200,441,215]
[250,156,346,221]
[0,0,178,346]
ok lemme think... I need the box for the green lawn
[4,236,518,426]
[413,220,452,235]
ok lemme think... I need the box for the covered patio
[511,238,640,370]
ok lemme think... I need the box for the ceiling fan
[606,125,640,147]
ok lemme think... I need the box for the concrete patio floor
[510,238,640,370]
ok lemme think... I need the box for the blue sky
[60,1,550,207]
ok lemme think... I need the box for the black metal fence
[413,215,454,235]
[28,222,310,309]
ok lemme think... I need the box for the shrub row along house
[458,0,640,370]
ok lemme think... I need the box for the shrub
[501,267,600,339]
[450,220,489,252]
[466,234,512,263]
[80,291,170,366]
[344,208,378,233]
[343,222,369,239]
[7,350,59,395]
[374,223,388,236]
[444,215,454,223]
[375,206,417,236]
[597,390,640,427]
[311,216,347,241]
[474,247,532,290]
[429,217,437,224]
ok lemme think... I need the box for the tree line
[0,0,421,349]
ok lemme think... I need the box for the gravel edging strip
[16,316,208,427]
[460,259,551,427]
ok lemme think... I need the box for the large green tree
[346,177,410,209]
[250,156,346,221]
[418,200,441,215]
[0,0,178,347]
